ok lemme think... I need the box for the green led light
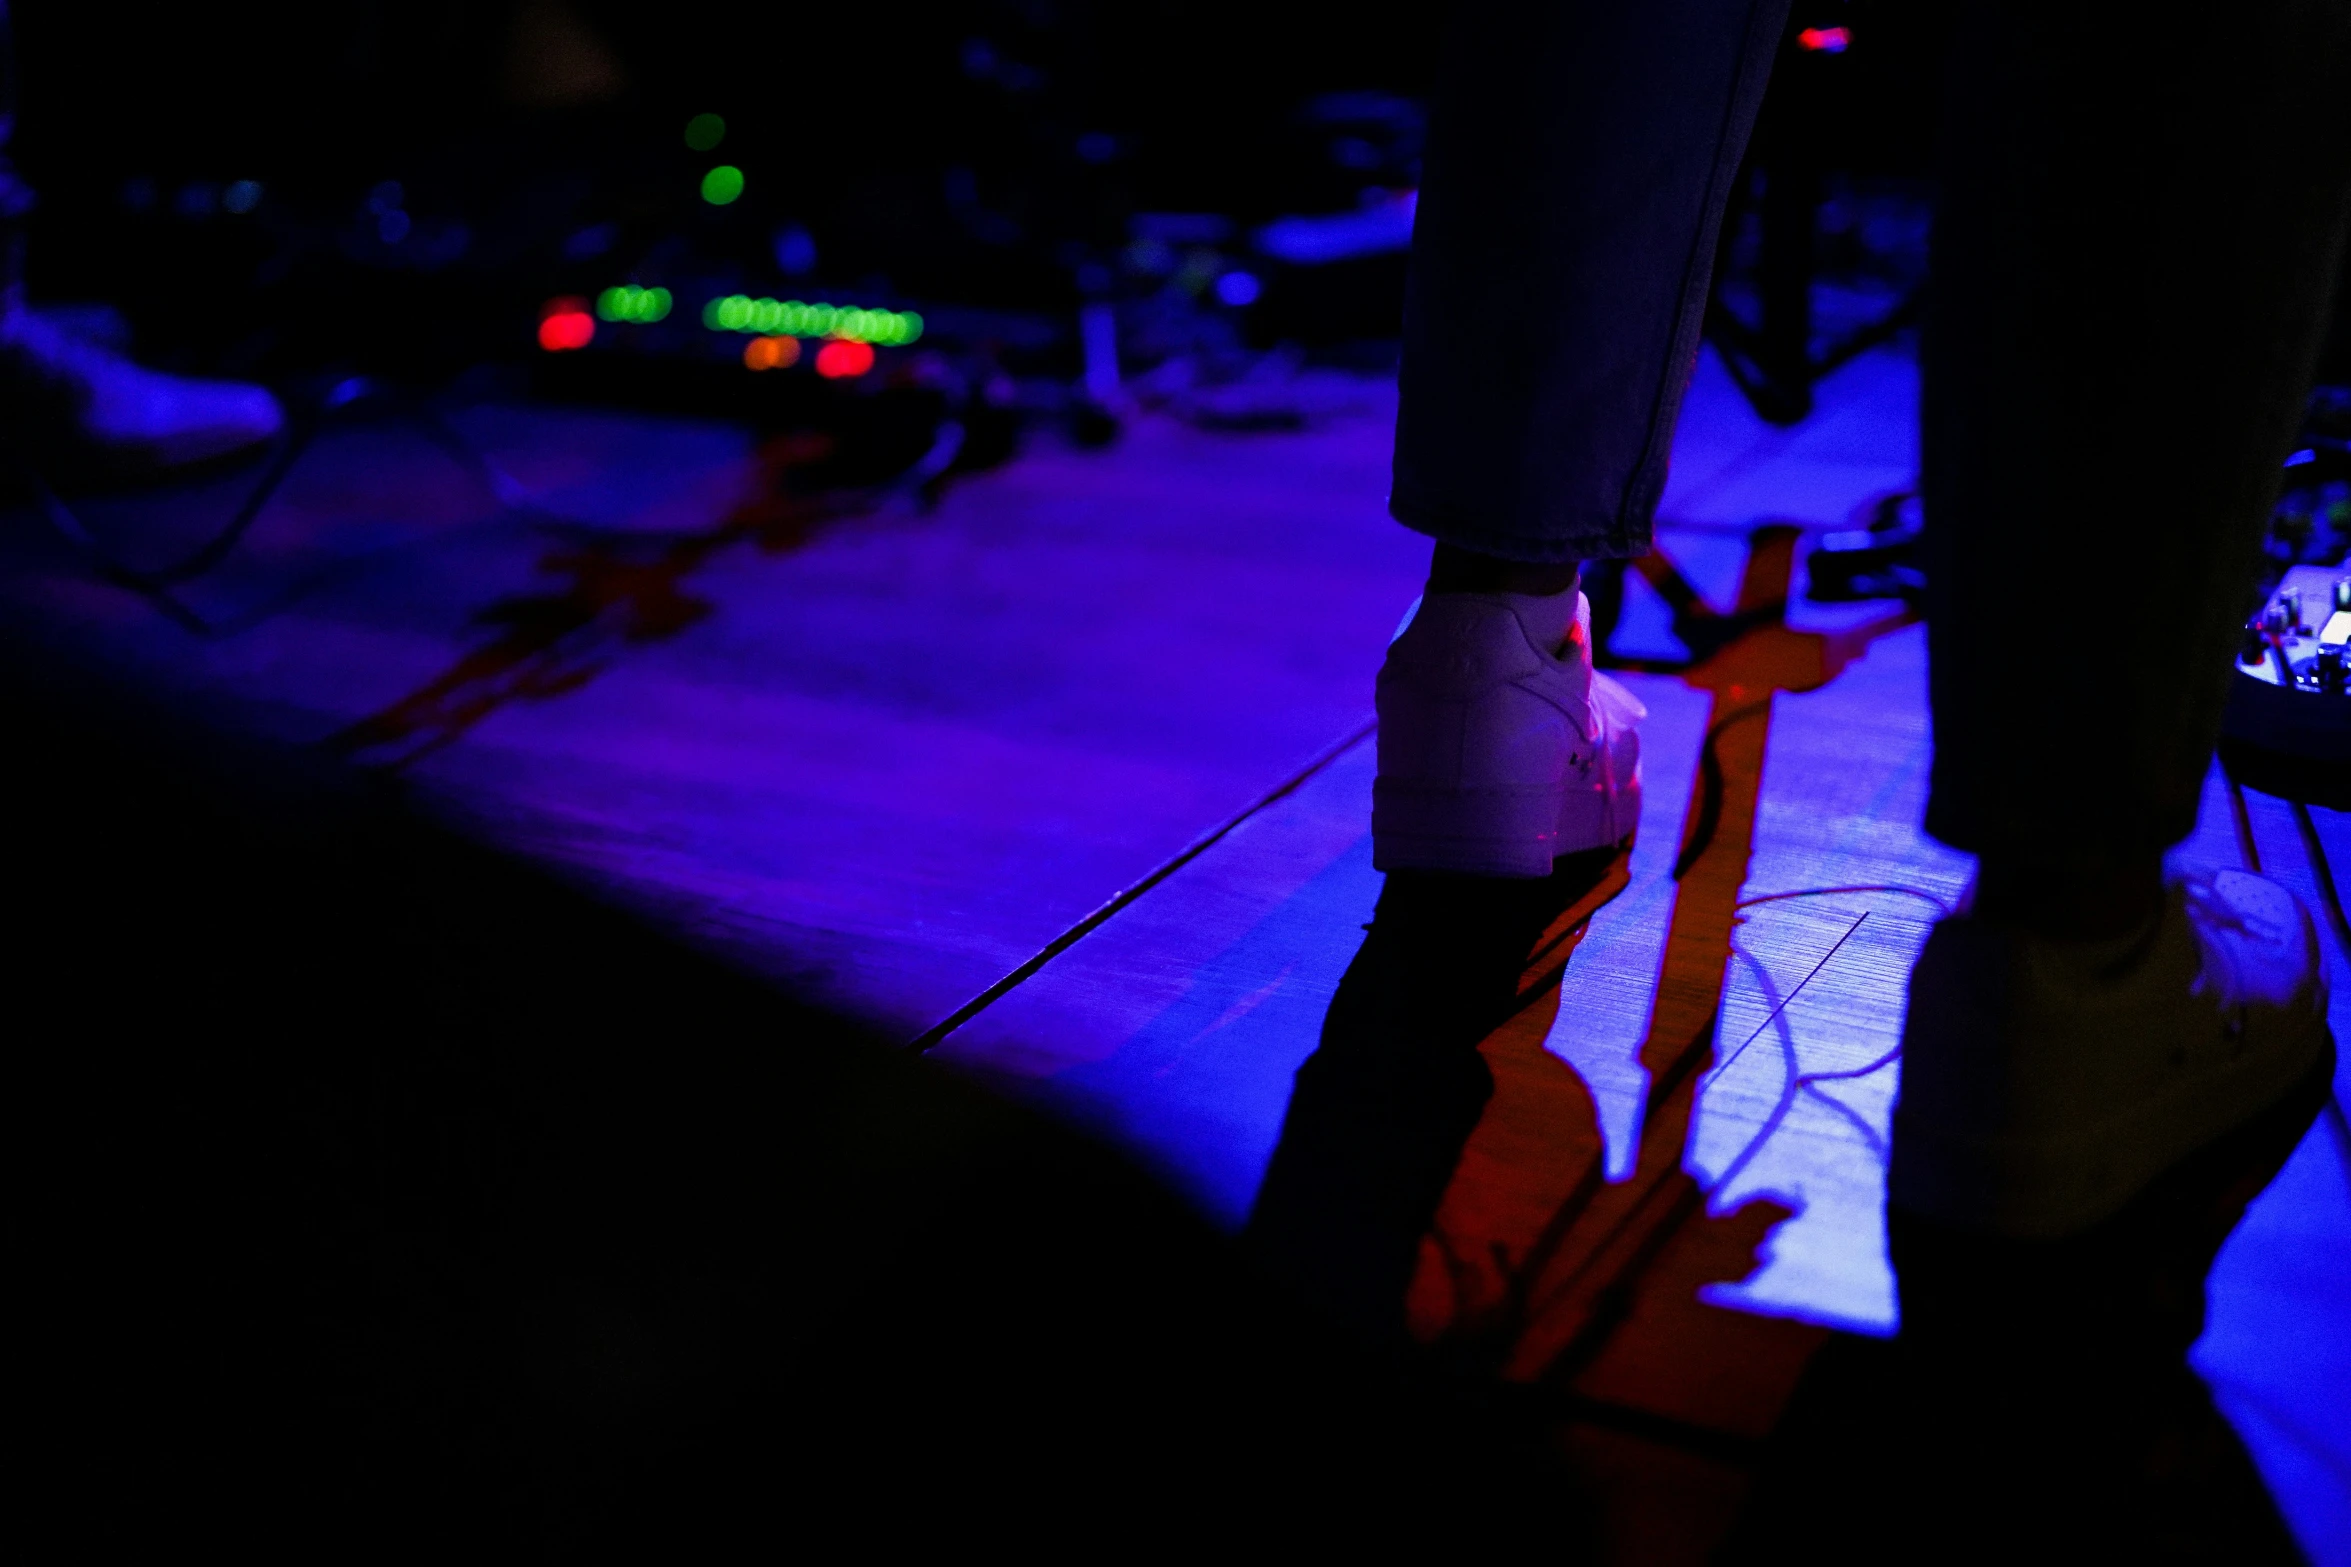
[597,285,674,324]
[700,296,923,346]
[701,165,745,206]
[684,113,726,152]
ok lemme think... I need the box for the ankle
[1428,542,1580,597]
[1971,857,2167,943]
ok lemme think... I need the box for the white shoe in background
[1373,589,1643,877]
[1890,868,2334,1238]
[1,305,283,476]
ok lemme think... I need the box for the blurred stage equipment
[2223,397,2351,808]
[1805,488,1924,605]
[2225,566,2351,808]
[1703,3,1935,426]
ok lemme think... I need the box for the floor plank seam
[907,719,1379,1051]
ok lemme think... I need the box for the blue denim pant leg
[1389,0,1791,565]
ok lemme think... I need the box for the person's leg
[1921,0,2351,922]
[1870,5,2351,1543]
[1391,0,1792,573]
[1257,0,1793,1333]
[1899,0,2351,1237]
[1372,0,1792,880]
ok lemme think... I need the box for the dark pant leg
[1923,0,2351,863]
[1390,0,1792,565]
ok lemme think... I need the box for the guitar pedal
[2221,563,2351,806]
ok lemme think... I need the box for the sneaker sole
[1373,780,1638,878]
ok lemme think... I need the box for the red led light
[1796,25,1850,51]
[815,339,875,379]
[538,296,595,351]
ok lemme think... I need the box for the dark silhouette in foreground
[5,638,1581,1559]
[1728,1068,2325,1563]
[1247,852,1624,1347]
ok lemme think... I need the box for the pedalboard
[2221,562,2351,806]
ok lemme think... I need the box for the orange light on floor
[743,334,801,370]
[815,339,875,379]
[538,296,595,351]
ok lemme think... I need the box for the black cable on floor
[2,377,368,629]
[8,379,606,635]
[2288,798,2351,958]
[20,423,312,592]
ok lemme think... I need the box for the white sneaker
[1372,589,1644,877]
[1890,868,2333,1238]
[1,306,283,474]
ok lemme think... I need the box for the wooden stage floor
[6,346,2345,1561]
